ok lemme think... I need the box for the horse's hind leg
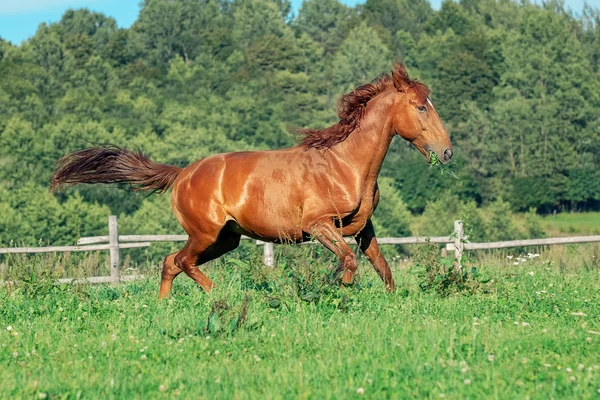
[158,252,183,299]
[173,229,241,294]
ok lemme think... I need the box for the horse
[51,63,452,298]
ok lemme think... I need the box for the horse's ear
[392,62,410,92]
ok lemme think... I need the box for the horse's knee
[343,254,357,272]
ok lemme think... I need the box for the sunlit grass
[542,212,600,235]
[1,251,600,399]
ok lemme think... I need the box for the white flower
[566,368,572,373]
[522,322,530,327]
[159,385,166,392]
[513,262,519,265]
[578,364,585,371]
[12,352,18,358]
[357,388,365,395]
[464,379,471,385]
[528,271,534,276]
[214,350,220,356]
[253,355,261,362]
[507,255,513,259]
[488,354,494,362]
[6,326,12,331]
[140,354,147,360]
[38,393,47,399]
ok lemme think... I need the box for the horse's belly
[229,217,305,243]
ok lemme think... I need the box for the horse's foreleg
[355,219,395,292]
[159,252,183,299]
[308,222,358,285]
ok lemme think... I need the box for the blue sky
[0,0,593,45]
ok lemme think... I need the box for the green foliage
[1,0,599,248]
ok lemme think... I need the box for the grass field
[1,249,600,399]
[542,212,600,235]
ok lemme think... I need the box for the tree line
[1,0,599,248]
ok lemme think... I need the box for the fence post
[263,242,274,267]
[454,220,464,271]
[108,215,120,283]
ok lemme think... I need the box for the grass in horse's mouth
[429,150,459,179]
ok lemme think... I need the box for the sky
[0,0,594,45]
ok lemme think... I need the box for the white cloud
[0,0,103,15]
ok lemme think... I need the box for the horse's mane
[300,63,430,150]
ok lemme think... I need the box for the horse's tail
[50,145,182,194]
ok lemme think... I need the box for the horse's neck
[328,98,395,185]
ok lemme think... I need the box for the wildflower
[58,307,63,312]
[159,385,166,392]
[31,349,36,355]
[586,337,592,343]
[566,367,572,373]
[253,355,261,362]
[464,379,471,385]
[101,341,107,347]
[578,364,585,371]
[513,262,519,266]
[6,326,12,331]
[12,352,18,358]
[214,350,220,356]
[357,388,365,395]
[461,368,468,374]
[205,336,211,340]
[38,393,47,399]
[543,364,551,368]
[111,334,117,341]
[140,355,147,360]
[522,322,530,327]
[507,255,513,260]
[488,354,494,362]
[571,312,586,316]
[569,376,576,382]
[528,271,534,276]
[215,377,221,383]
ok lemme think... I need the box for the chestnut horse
[51,63,452,298]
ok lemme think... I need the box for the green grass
[542,212,600,235]
[1,257,600,399]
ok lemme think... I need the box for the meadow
[1,244,600,399]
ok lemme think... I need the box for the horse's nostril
[444,149,453,161]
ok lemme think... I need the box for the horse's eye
[417,105,427,113]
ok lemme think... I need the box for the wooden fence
[2,216,599,284]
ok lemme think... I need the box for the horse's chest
[339,185,379,235]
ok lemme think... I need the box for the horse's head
[389,64,452,164]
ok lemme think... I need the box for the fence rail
[2,215,600,285]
